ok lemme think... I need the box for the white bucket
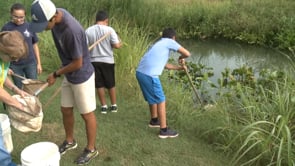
[21,142,60,166]
[0,113,13,153]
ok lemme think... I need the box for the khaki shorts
[61,73,96,114]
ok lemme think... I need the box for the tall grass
[200,71,295,165]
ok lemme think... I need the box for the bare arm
[1,79,25,111]
[177,46,191,59]
[111,42,122,49]
[164,46,191,70]
[111,35,122,49]
[33,43,42,74]
[4,77,30,97]
[47,56,83,86]
[165,63,185,70]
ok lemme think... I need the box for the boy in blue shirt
[136,28,191,138]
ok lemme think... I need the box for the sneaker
[59,140,78,155]
[74,148,99,165]
[148,119,160,128]
[101,107,107,114]
[158,128,179,138]
[110,105,118,113]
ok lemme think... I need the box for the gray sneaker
[158,128,179,138]
[59,140,78,155]
[101,107,107,114]
[74,148,99,165]
[148,119,160,128]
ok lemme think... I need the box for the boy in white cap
[30,0,98,164]
[0,30,29,166]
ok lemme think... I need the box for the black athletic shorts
[91,62,115,89]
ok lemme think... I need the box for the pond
[179,39,293,84]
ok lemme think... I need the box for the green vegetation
[1,0,294,51]
[0,0,295,165]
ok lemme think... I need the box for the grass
[1,73,231,166]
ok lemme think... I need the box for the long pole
[88,31,112,51]
[183,65,202,105]
[11,73,27,80]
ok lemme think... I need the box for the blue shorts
[136,71,165,104]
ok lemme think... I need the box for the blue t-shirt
[52,9,94,84]
[1,22,38,65]
[136,38,181,77]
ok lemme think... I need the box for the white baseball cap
[29,0,56,32]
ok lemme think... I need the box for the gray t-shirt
[52,9,94,84]
[85,24,120,64]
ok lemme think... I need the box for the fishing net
[6,95,43,132]
[21,79,47,96]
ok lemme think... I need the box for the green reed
[205,70,295,165]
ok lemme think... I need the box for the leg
[80,112,97,151]
[108,87,118,112]
[97,87,106,106]
[73,74,98,164]
[74,111,98,165]
[23,62,38,79]
[61,107,75,142]
[149,104,158,119]
[108,87,116,105]
[157,101,179,139]
[148,103,160,127]
[157,101,167,128]
[75,111,98,165]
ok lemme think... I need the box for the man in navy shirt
[30,0,98,164]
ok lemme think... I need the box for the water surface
[180,39,292,83]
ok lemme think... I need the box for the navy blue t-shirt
[52,9,94,84]
[1,22,38,65]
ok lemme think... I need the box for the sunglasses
[11,15,25,20]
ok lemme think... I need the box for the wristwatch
[53,71,60,78]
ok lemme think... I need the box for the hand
[7,69,14,76]
[14,88,30,97]
[19,102,26,112]
[46,73,56,86]
[37,64,43,74]
[14,100,26,112]
[178,58,185,66]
